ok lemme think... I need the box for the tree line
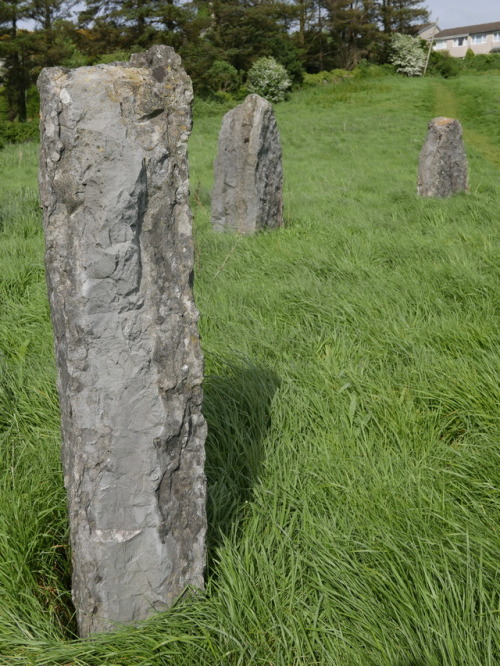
[0,0,429,121]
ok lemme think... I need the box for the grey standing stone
[211,94,283,233]
[418,117,468,197]
[37,46,206,637]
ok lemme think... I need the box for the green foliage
[0,120,39,149]
[180,40,224,96]
[377,0,429,35]
[208,61,240,93]
[26,85,40,119]
[463,53,500,72]
[389,32,425,76]
[354,60,395,78]
[272,38,304,86]
[207,2,301,80]
[303,62,393,88]
[247,56,291,103]
[192,96,236,118]
[303,68,355,86]
[202,60,240,96]
[94,49,136,64]
[1,74,500,664]
[427,50,462,78]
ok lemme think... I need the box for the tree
[376,0,428,35]
[0,0,86,121]
[0,0,36,121]
[207,1,302,81]
[27,0,77,30]
[78,0,161,47]
[323,0,379,68]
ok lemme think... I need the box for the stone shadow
[203,357,280,565]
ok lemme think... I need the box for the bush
[427,51,462,78]
[246,56,291,103]
[0,120,39,150]
[464,48,475,63]
[192,96,236,118]
[353,61,395,78]
[303,69,354,86]
[205,61,240,95]
[463,53,500,72]
[389,33,425,77]
[95,50,135,64]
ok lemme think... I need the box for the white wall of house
[434,31,500,57]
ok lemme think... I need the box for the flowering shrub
[389,33,425,77]
[247,57,291,103]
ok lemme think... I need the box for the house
[417,22,440,41]
[432,21,500,57]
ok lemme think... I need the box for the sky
[425,0,499,30]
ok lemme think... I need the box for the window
[453,37,465,47]
[434,40,447,50]
[471,34,486,44]
[494,32,500,42]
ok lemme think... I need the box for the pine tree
[27,0,77,30]
[376,0,428,35]
[0,0,34,121]
[323,0,379,68]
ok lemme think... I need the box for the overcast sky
[425,0,499,30]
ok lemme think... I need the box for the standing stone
[38,46,206,637]
[211,94,283,233]
[418,117,468,197]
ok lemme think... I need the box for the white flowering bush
[247,57,291,103]
[390,33,425,77]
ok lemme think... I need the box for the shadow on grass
[203,356,280,565]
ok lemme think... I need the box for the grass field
[0,73,499,665]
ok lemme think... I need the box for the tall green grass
[0,75,499,664]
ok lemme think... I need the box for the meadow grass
[0,74,499,664]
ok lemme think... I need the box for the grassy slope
[0,74,499,665]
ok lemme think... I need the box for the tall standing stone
[37,46,207,637]
[211,94,283,233]
[418,117,468,197]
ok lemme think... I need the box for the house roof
[436,21,500,39]
[417,22,438,33]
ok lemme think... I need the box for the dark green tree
[376,0,428,35]
[207,1,302,81]
[78,0,160,48]
[27,0,77,30]
[0,0,37,121]
[323,0,379,68]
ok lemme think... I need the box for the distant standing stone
[38,46,207,636]
[211,94,283,233]
[418,117,468,197]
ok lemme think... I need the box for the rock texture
[37,46,207,637]
[418,117,468,197]
[211,94,283,233]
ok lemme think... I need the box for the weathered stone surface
[37,46,206,637]
[211,94,283,233]
[417,117,468,197]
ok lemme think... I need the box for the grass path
[432,79,500,166]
